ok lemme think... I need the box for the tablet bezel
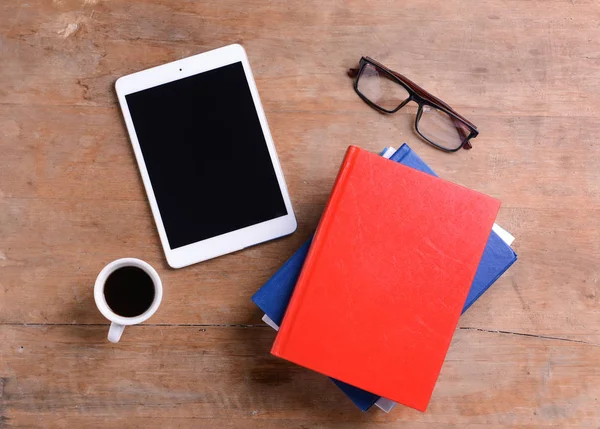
[115,44,297,268]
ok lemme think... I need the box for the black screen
[126,62,287,249]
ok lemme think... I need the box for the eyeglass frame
[348,56,479,152]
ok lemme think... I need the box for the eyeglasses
[348,57,478,152]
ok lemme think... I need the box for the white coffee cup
[94,258,163,343]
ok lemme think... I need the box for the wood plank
[0,197,599,344]
[1,325,599,428]
[1,0,600,117]
[1,104,599,208]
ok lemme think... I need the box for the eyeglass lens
[356,63,409,111]
[417,105,471,151]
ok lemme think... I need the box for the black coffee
[104,266,155,317]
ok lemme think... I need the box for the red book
[271,146,501,411]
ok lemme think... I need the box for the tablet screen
[125,62,288,249]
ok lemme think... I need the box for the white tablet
[115,44,297,268]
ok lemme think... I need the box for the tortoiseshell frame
[348,57,479,152]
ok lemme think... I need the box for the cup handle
[108,322,125,343]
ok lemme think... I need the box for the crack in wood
[459,326,600,347]
[0,322,270,328]
[1,322,598,347]
[0,377,8,429]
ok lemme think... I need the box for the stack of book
[252,144,517,412]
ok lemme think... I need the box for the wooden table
[1,0,599,427]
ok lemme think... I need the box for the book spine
[390,143,410,163]
[271,145,360,356]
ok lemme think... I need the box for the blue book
[252,143,517,411]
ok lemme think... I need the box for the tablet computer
[115,44,297,268]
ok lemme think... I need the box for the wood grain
[1,0,599,427]
[1,326,599,428]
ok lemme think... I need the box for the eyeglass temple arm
[348,67,473,149]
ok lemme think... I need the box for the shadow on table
[63,283,110,341]
[229,308,384,420]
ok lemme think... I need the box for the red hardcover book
[271,146,501,411]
